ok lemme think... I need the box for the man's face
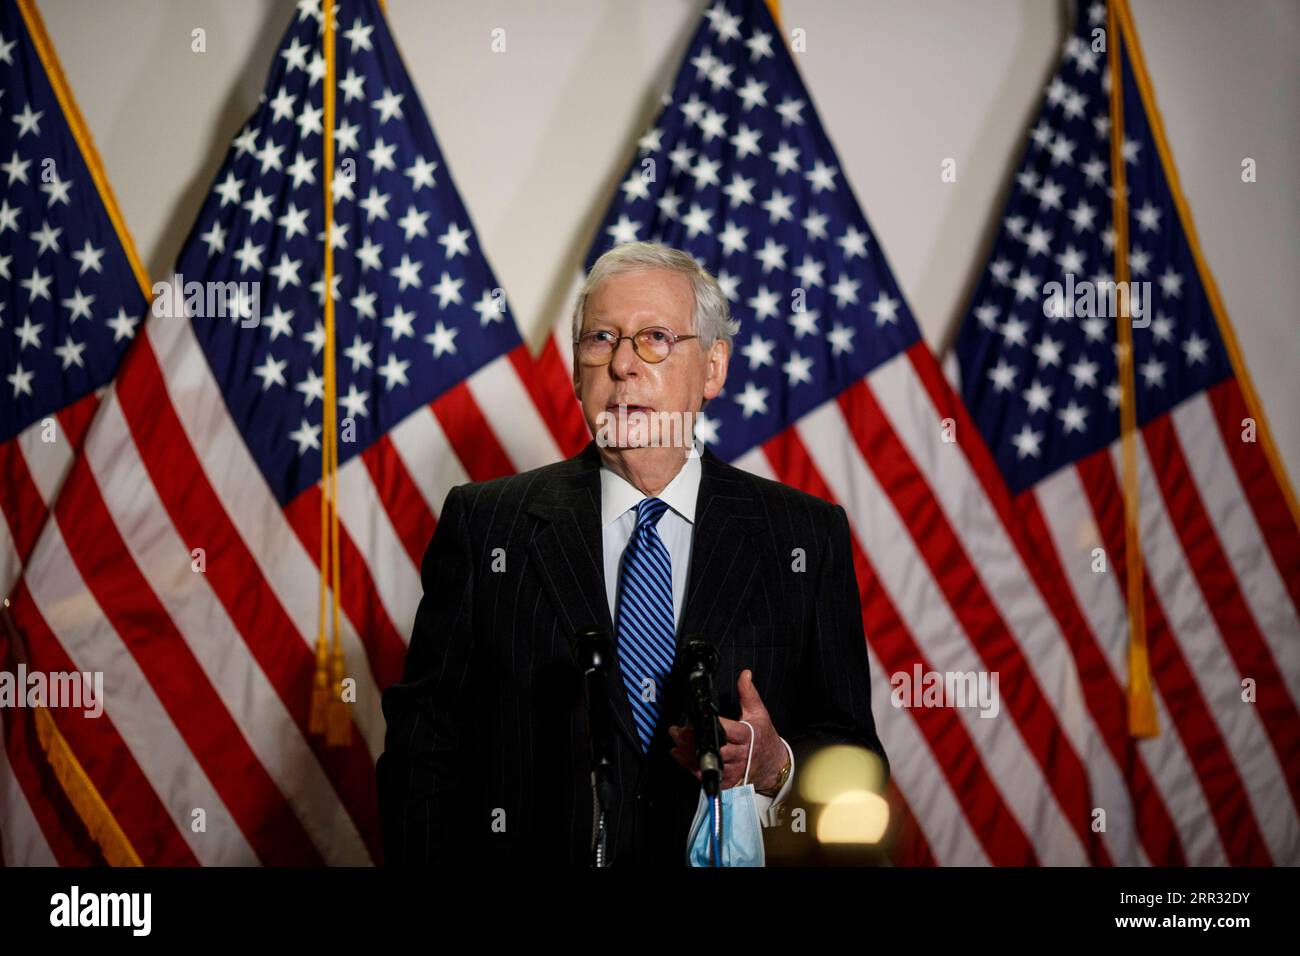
[574,268,729,449]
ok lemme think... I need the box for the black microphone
[573,627,617,812]
[683,639,724,797]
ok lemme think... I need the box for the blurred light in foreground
[801,744,886,802]
[817,789,890,845]
[798,744,889,846]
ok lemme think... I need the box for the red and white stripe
[1,392,104,865]
[1,392,99,593]
[539,298,603,460]
[1013,376,1298,865]
[6,309,565,864]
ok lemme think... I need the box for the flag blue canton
[178,0,521,506]
[585,0,921,462]
[0,1,147,444]
[954,1,1232,494]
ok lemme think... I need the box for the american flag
[0,0,149,866]
[565,0,1145,865]
[4,0,564,864]
[0,0,149,598]
[953,1,1299,863]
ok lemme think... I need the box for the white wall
[37,0,1300,489]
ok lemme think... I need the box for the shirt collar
[600,447,702,527]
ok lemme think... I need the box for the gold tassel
[308,635,330,734]
[1127,637,1160,738]
[34,707,141,866]
[325,646,351,746]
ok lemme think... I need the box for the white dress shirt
[599,448,795,827]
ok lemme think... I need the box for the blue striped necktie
[614,497,676,752]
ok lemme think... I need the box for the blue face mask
[686,720,766,867]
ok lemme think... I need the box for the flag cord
[1106,1,1157,738]
[309,2,350,747]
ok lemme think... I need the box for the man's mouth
[607,403,654,414]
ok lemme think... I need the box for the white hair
[570,242,740,355]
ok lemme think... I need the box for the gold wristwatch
[757,747,792,798]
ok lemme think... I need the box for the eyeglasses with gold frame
[575,326,699,366]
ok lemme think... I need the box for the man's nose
[608,336,640,378]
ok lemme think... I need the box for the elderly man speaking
[377,242,888,866]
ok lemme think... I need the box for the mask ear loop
[737,719,757,787]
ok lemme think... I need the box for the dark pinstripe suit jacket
[376,441,888,866]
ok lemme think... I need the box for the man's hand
[667,669,789,791]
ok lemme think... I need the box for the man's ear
[703,339,729,400]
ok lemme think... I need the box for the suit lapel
[525,443,641,749]
[677,448,767,652]
[525,443,610,633]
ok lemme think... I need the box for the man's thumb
[737,669,762,710]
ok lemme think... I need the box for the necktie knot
[635,497,669,530]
